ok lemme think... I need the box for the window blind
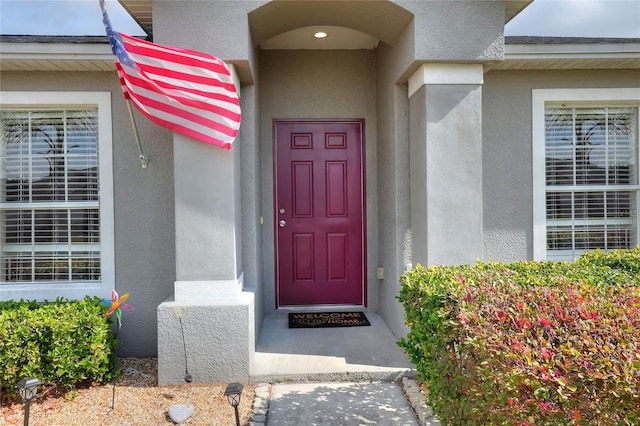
[544,106,638,260]
[1,110,101,283]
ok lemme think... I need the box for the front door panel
[274,120,365,306]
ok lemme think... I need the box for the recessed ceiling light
[313,31,328,39]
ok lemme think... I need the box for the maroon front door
[274,119,366,306]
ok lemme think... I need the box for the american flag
[99,0,241,150]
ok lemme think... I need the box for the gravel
[0,357,255,426]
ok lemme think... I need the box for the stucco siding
[153,1,261,64]
[238,83,264,337]
[376,42,412,339]
[1,71,175,356]
[259,49,378,311]
[483,69,640,262]
[400,0,504,64]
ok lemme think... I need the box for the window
[533,88,640,260]
[1,92,113,301]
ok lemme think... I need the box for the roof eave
[488,41,640,70]
[0,42,116,72]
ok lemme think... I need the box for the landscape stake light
[17,378,41,426]
[224,382,244,426]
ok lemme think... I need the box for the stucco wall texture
[375,46,411,339]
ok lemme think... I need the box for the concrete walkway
[249,312,428,425]
[266,382,420,425]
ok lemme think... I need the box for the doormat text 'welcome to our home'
[288,312,370,328]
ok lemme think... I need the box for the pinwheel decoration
[102,290,133,328]
[101,290,133,410]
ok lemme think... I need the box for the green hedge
[398,248,640,425]
[0,297,117,397]
[577,246,640,274]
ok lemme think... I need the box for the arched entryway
[248,1,413,310]
[248,1,413,48]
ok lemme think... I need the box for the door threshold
[277,305,367,312]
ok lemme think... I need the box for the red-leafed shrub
[398,248,640,425]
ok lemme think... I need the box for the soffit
[0,38,116,72]
[487,38,640,70]
[118,0,152,38]
[505,0,533,23]
[490,56,640,70]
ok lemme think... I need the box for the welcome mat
[288,312,370,328]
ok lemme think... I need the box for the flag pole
[125,100,149,169]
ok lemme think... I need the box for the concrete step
[250,312,416,384]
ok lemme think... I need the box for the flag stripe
[100,0,240,148]
[121,42,236,90]
[147,75,239,106]
[117,61,239,109]
[122,76,240,135]
[134,102,231,149]
[135,63,237,95]
[133,65,240,105]
[116,66,131,100]
[127,85,241,138]
[121,35,233,78]
[125,88,236,146]
[129,96,234,149]
[136,105,233,150]
[121,65,241,123]
[119,32,230,70]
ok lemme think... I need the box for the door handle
[279,220,286,228]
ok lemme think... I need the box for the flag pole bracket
[124,100,149,170]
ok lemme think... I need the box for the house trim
[408,63,484,98]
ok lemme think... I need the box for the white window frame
[0,91,114,301]
[533,88,640,260]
